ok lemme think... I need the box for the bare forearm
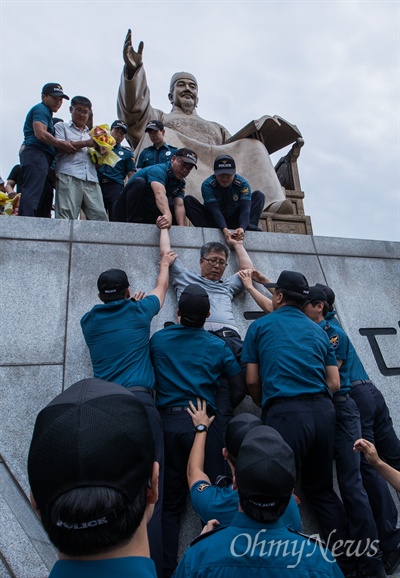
[153,189,171,217]
[187,432,209,488]
[374,461,400,491]
[246,285,272,313]
[159,228,171,255]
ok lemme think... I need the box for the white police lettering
[230,529,380,568]
[56,516,108,530]
[186,153,196,162]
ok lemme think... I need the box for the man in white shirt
[55,95,108,220]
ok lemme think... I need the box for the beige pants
[55,173,108,221]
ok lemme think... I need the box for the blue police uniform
[136,142,178,168]
[328,310,400,560]
[320,320,383,576]
[150,324,242,578]
[97,143,136,218]
[19,102,55,217]
[184,173,264,230]
[190,479,301,531]
[241,306,352,573]
[80,295,163,577]
[173,512,344,578]
[112,161,185,224]
[49,556,156,578]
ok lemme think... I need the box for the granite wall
[1,217,399,577]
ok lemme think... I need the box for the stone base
[259,212,313,235]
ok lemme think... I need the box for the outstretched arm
[229,236,253,270]
[186,399,215,488]
[150,245,177,307]
[238,269,272,313]
[354,439,400,492]
[158,221,171,254]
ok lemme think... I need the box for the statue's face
[169,78,198,112]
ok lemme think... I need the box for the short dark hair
[71,96,92,110]
[200,242,228,260]
[238,490,291,523]
[100,289,127,303]
[277,287,308,309]
[305,299,329,317]
[42,483,147,557]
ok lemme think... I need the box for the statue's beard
[180,99,196,115]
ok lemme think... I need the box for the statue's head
[168,72,199,114]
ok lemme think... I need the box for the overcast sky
[0,0,398,242]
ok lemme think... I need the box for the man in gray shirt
[55,95,107,220]
[160,223,253,421]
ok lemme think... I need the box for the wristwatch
[194,424,208,433]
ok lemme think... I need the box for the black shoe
[246,224,262,232]
[383,549,400,575]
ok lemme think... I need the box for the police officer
[97,120,136,219]
[304,286,385,578]
[136,120,178,168]
[150,284,245,578]
[241,271,352,576]
[316,283,400,575]
[187,401,301,531]
[184,155,265,245]
[112,147,197,227]
[80,229,177,578]
[173,426,344,578]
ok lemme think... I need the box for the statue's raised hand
[123,29,144,80]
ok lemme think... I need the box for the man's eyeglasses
[71,107,90,116]
[202,258,227,267]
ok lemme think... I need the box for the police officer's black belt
[158,405,215,416]
[158,406,189,413]
[100,178,110,184]
[266,392,327,409]
[209,328,241,339]
[351,380,373,387]
[333,394,350,403]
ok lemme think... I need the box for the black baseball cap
[264,270,309,296]
[235,426,296,503]
[42,83,69,100]
[175,148,198,169]
[145,120,164,132]
[111,120,128,133]
[27,378,155,523]
[97,269,129,295]
[178,284,210,320]
[316,283,336,309]
[224,413,263,458]
[214,155,236,176]
[307,285,329,303]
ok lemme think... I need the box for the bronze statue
[118,29,301,214]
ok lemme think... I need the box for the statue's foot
[265,200,294,215]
